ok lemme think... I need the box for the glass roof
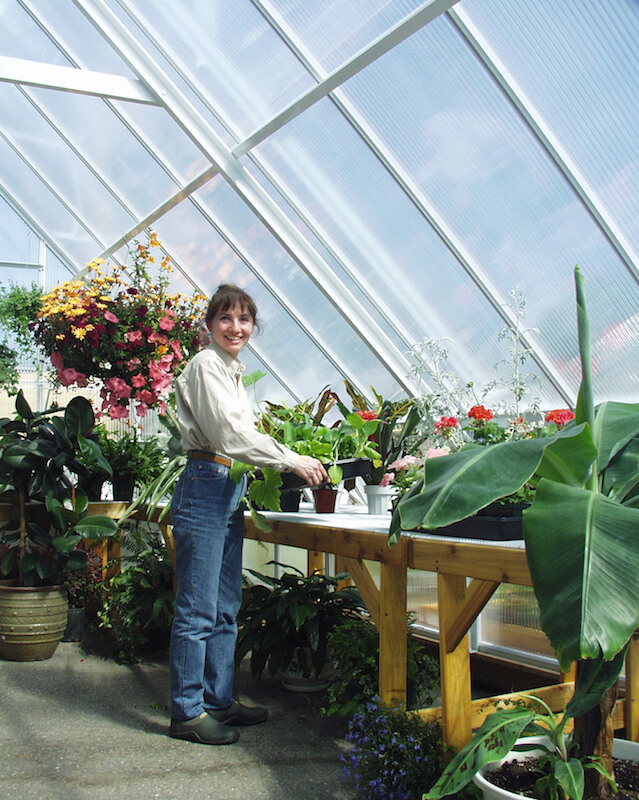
[1,0,637,410]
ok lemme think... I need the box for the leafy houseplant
[0,282,43,395]
[0,391,118,586]
[235,563,367,679]
[393,267,639,800]
[95,426,166,501]
[324,615,440,717]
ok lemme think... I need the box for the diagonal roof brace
[72,0,420,397]
[0,54,159,104]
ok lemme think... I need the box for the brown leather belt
[188,450,232,468]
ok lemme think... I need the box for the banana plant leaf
[524,480,639,670]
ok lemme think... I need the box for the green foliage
[96,425,166,486]
[0,391,117,586]
[0,283,43,394]
[342,699,445,800]
[63,547,104,609]
[323,616,440,716]
[98,522,175,663]
[236,563,367,678]
[424,695,616,800]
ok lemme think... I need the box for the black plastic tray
[280,458,371,490]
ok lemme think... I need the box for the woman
[169,284,327,745]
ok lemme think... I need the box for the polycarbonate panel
[194,177,405,402]
[117,0,315,139]
[0,133,100,265]
[26,87,181,218]
[0,198,40,262]
[462,0,639,253]
[264,0,427,72]
[250,96,557,405]
[20,0,139,76]
[478,584,554,661]
[0,83,135,242]
[339,16,638,404]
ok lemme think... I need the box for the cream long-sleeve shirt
[175,341,299,472]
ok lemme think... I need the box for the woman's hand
[292,456,329,487]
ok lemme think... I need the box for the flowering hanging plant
[30,231,208,419]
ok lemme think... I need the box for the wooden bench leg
[379,561,407,707]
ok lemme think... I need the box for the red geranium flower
[468,405,494,422]
[545,409,575,426]
[435,415,460,431]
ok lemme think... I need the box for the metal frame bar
[72,0,418,396]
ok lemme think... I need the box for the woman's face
[208,303,255,356]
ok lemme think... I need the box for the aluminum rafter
[114,0,424,357]
[251,0,574,404]
[237,0,461,155]
[73,0,418,396]
[448,6,639,287]
[0,54,157,104]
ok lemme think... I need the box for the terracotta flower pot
[312,486,338,513]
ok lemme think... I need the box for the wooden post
[379,561,407,706]
[438,572,473,751]
[307,550,324,575]
[626,630,639,742]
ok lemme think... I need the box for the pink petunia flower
[387,455,422,472]
[125,330,143,344]
[104,311,119,323]
[107,403,129,420]
[158,315,176,331]
[104,376,132,399]
[58,367,88,387]
[380,472,395,487]
[51,350,64,370]
[425,447,451,459]
[170,340,183,360]
[131,373,147,389]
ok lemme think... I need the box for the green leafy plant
[323,615,440,716]
[96,425,167,489]
[0,282,43,394]
[393,266,639,799]
[342,698,445,800]
[0,391,118,586]
[98,522,175,663]
[235,563,367,678]
[63,546,104,610]
[425,695,615,800]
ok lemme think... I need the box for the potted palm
[392,266,639,800]
[0,392,118,660]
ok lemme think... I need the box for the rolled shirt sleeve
[175,343,299,472]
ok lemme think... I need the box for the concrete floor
[0,641,353,800]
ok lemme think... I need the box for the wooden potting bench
[82,502,639,751]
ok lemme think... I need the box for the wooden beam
[307,551,324,575]
[444,578,499,653]
[410,538,532,586]
[341,557,380,626]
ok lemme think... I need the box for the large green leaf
[424,707,536,799]
[397,426,590,532]
[602,437,639,502]
[65,395,95,437]
[524,480,639,670]
[594,401,639,470]
[70,514,118,539]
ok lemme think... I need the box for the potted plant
[235,562,366,686]
[342,381,424,513]
[96,426,166,501]
[0,392,119,660]
[62,546,104,641]
[392,266,639,800]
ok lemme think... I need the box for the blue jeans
[169,458,246,721]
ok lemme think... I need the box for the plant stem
[18,483,25,588]
[574,265,597,492]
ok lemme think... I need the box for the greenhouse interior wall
[2,0,638,696]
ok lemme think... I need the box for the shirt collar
[209,340,246,378]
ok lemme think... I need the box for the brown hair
[205,284,259,329]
